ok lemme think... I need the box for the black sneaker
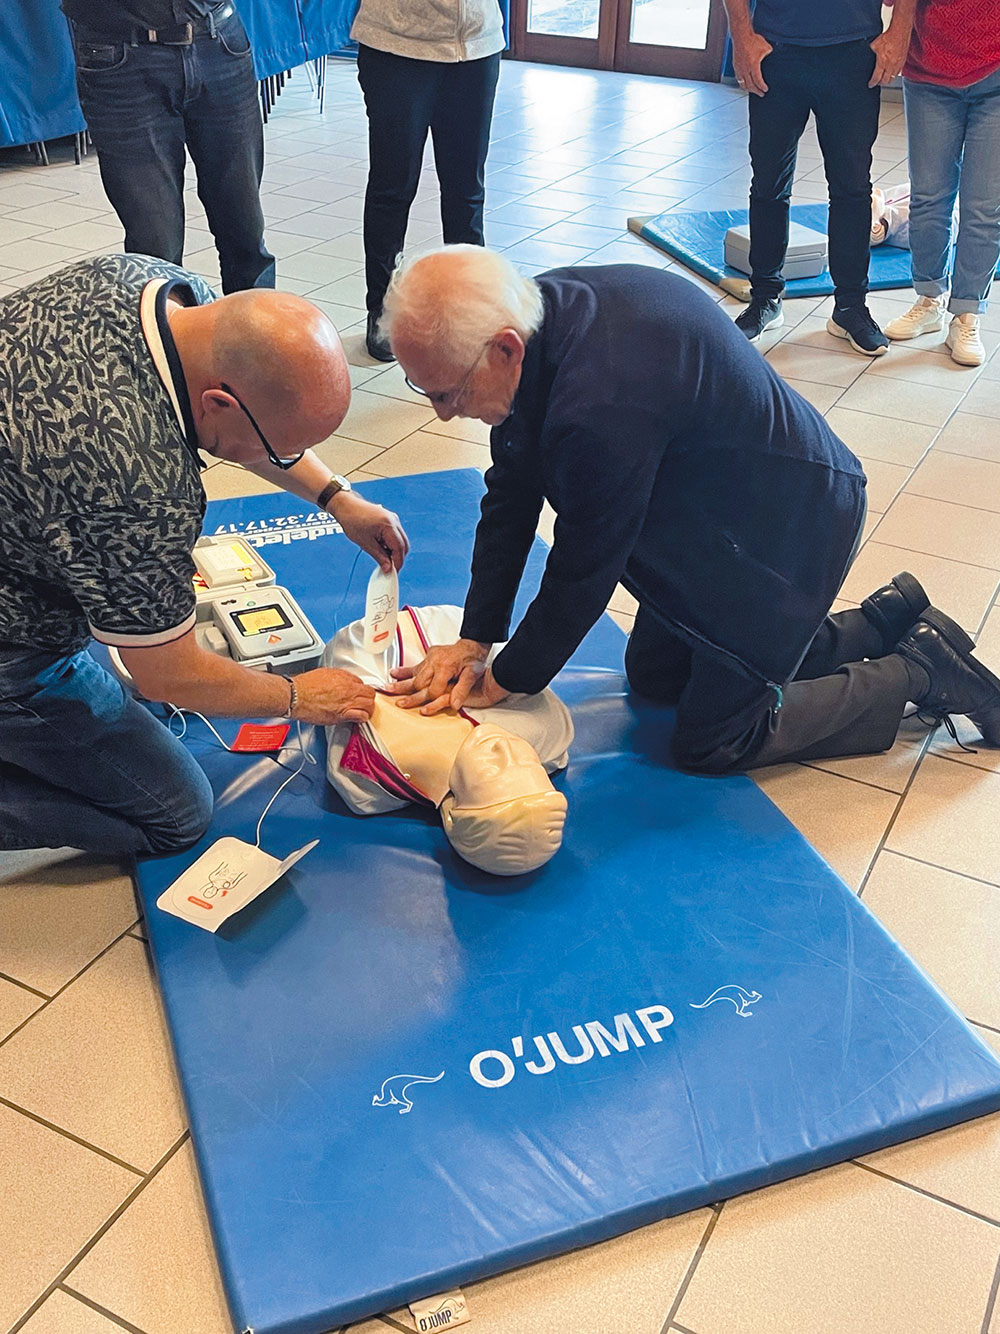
[366,311,394,363]
[897,608,1000,745]
[826,304,889,357]
[735,297,783,343]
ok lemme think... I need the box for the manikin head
[380,246,544,427]
[168,289,352,467]
[439,724,567,876]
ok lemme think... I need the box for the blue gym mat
[135,469,1000,1334]
[631,202,915,298]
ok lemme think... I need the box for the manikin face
[441,724,568,876]
[448,724,552,809]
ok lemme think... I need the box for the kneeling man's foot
[735,297,783,343]
[897,608,1000,744]
[861,571,929,651]
[826,304,889,357]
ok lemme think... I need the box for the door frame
[507,0,727,82]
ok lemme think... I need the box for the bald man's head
[210,290,350,445]
[170,289,351,464]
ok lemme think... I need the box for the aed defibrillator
[110,535,324,689]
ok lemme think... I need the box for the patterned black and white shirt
[0,254,217,654]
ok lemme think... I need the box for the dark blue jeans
[72,11,274,293]
[0,647,213,854]
[747,39,881,307]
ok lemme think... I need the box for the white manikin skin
[323,605,572,874]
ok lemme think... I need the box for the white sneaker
[945,313,986,367]
[884,295,947,341]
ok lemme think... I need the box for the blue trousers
[0,647,213,855]
[904,67,1000,315]
[747,38,880,306]
[72,10,274,293]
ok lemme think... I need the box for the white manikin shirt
[323,604,574,815]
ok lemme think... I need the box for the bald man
[0,253,409,855]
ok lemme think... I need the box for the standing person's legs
[430,53,501,245]
[0,649,214,855]
[357,45,438,318]
[812,40,881,310]
[902,77,966,303]
[72,31,187,264]
[950,68,1000,315]
[746,47,812,302]
[184,14,274,292]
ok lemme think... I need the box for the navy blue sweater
[751,0,883,45]
[460,267,866,695]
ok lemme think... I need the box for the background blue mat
[134,469,1000,1334]
[631,202,999,299]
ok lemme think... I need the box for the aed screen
[231,605,292,636]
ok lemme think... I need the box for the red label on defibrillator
[231,723,291,753]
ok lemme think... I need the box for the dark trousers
[748,39,881,307]
[625,605,911,774]
[72,11,274,293]
[357,43,501,314]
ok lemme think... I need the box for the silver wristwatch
[317,474,352,510]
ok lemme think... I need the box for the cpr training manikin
[323,605,573,875]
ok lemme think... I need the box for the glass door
[510,0,728,82]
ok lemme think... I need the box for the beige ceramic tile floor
[1,55,999,1334]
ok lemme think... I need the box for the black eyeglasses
[220,382,304,471]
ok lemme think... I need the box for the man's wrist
[317,475,352,512]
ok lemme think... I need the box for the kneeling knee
[143,770,215,855]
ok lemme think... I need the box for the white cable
[166,705,315,846]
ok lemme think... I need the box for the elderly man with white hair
[382,245,1000,772]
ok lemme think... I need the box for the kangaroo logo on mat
[372,1071,444,1115]
[690,985,762,1018]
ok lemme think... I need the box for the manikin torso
[323,605,574,816]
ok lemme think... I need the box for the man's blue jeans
[904,67,1000,315]
[72,10,274,294]
[0,647,213,855]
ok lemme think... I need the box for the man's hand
[293,667,376,725]
[732,31,773,95]
[869,26,909,86]
[331,491,409,571]
[389,638,492,713]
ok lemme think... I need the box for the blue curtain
[0,0,84,148]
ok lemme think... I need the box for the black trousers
[72,11,274,294]
[625,605,911,774]
[356,44,501,315]
[747,39,881,307]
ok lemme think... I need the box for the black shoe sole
[921,608,1000,745]
[826,316,889,357]
[366,340,396,363]
[892,572,930,620]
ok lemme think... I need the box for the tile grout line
[0,970,49,1001]
[982,1253,1000,1334]
[658,1202,724,1334]
[853,1159,1000,1230]
[57,1284,150,1334]
[855,724,938,901]
[886,846,1000,894]
[0,920,141,1053]
[6,1131,190,1334]
[854,534,1000,576]
[0,1094,146,1176]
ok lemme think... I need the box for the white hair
[379,244,545,366]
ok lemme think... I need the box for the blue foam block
[135,469,1000,1334]
[636,202,998,298]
